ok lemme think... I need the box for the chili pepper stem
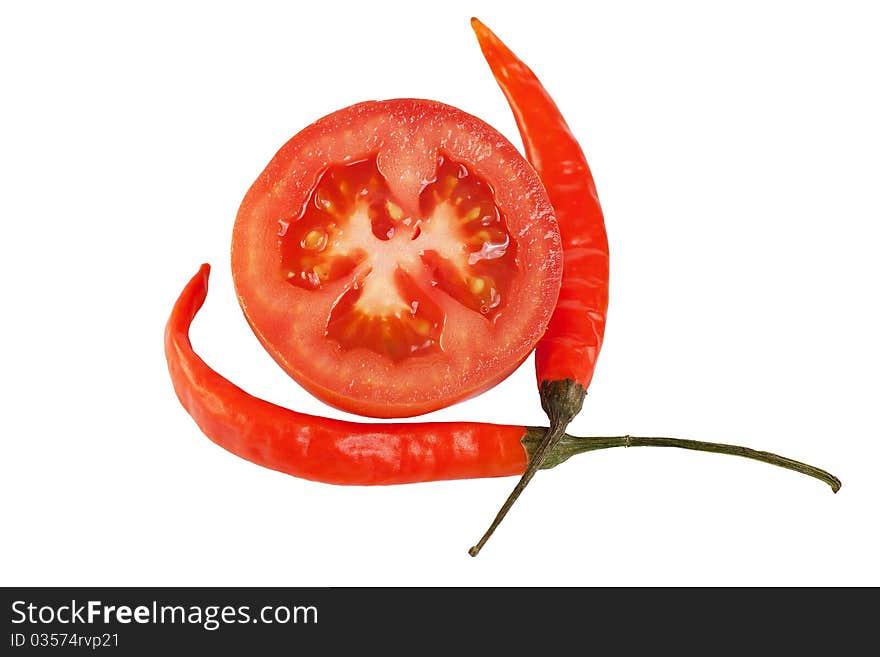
[469,429,840,557]
[533,432,841,493]
[469,379,587,557]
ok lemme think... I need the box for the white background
[2,0,878,586]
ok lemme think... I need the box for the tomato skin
[232,99,561,418]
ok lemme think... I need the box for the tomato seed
[468,277,486,294]
[302,230,327,250]
[386,201,404,220]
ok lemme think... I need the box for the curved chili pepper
[167,267,839,524]
[167,264,552,485]
[469,19,610,555]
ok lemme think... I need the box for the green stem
[468,379,586,557]
[468,430,839,555]
[467,419,567,558]
[526,431,842,493]
[469,414,841,556]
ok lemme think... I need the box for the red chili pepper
[469,19,611,555]
[167,264,553,485]
[167,267,839,530]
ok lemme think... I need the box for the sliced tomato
[232,99,561,417]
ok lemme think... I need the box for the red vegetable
[231,99,562,419]
[168,264,537,484]
[469,19,610,555]
[167,267,839,519]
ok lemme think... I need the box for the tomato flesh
[232,99,561,417]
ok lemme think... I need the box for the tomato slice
[232,99,561,417]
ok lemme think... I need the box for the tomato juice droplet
[279,153,517,361]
